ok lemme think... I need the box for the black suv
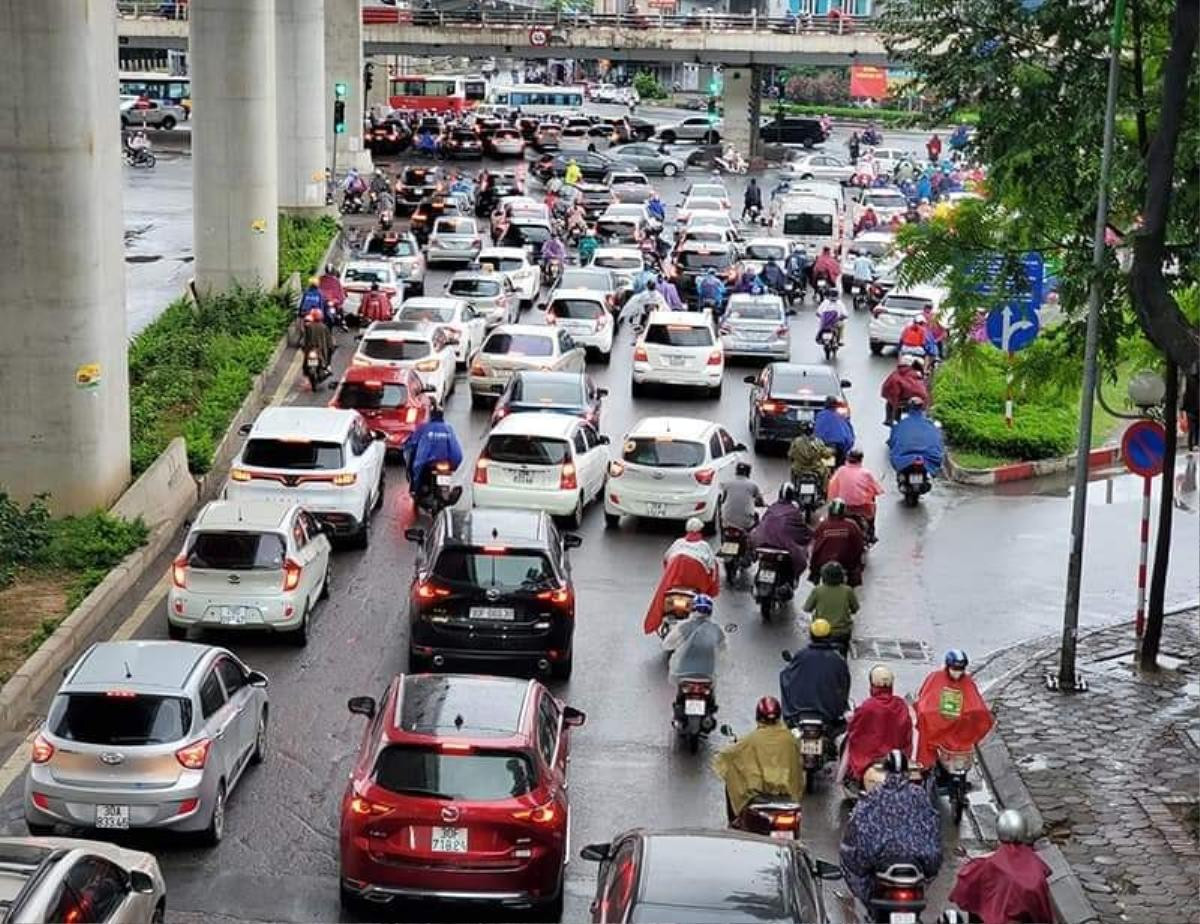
[672,241,740,304]
[405,508,582,679]
[759,116,827,149]
[395,166,439,214]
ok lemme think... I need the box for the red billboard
[849,65,888,100]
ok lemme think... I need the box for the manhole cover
[850,637,932,661]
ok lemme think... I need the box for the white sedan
[396,296,486,367]
[783,152,855,184]
[478,246,542,310]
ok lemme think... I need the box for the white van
[772,193,842,255]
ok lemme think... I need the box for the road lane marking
[111,573,171,642]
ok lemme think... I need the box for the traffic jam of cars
[10,88,1009,924]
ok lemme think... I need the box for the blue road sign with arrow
[986,303,1041,352]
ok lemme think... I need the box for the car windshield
[488,257,526,273]
[400,305,455,324]
[611,174,647,186]
[512,379,583,405]
[437,218,476,235]
[343,267,391,284]
[367,237,417,257]
[485,435,570,465]
[432,548,556,589]
[49,693,192,746]
[551,299,604,319]
[726,302,784,321]
[782,213,834,236]
[561,269,612,291]
[772,369,837,396]
[677,251,733,271]
[506,224,551,244]
[336,381,408,409]
[623,437,706,468]
[848,238,893,257]
[242,439,344,470]
[594,254,642,270]
[685,198,723,211]
[362,338,431,361]
[482,333,554,356]
[187,532,285,570]
[449,278,501,298]
[884,295,934,312]
[866,191,908,209]
[373,746,536,801]
[595,220,636,239]
[744,243,787,260]
[644,323,714,346]
[689,185,725,199]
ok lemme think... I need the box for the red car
[339,673,586,918]
[329,366,433,455]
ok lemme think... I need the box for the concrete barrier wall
[110,436,196,529]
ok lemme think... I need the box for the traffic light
[706,96,718,125]
[333,81,347,134]
[364,63,374,93]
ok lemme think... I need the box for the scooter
[865,863,928,923]
[934,747,974,824]
[812,276,832,304]
[851,282,871,312]
[897,458,932,507]
[303,349,327,392]
[818,324,841,361]
[751,548,794,621]
[674,676,717,754]
[715,154,748,175]
[541,257,563,288]
[339,191,366,215]
[123,147,156,168]
[718,724,804,838]
[415,460,463,517]
[658,587,696,643]
[717,525,752,583]
[791,471,826,523]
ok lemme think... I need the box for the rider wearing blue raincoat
[404,407,464,495]
[814,398,856,465]
[887,399,944,474]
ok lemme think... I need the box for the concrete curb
[945,445,1122,486]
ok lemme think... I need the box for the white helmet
[996,809,1030,844]
[685,517,704,533]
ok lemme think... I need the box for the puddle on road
[126,254,162,264]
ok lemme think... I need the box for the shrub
[279,214,338,284]
[632,72,668,101]
[0,493,52,589]
[44,511,148,573]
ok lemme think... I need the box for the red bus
[387,74,488,113]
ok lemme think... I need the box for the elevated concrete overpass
[116,12,892,67]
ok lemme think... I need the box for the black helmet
[736,462,752,477]
[797,419,814,436]
[882,749,909,774]
[778,482,797,503]
[847,447,864,464]
[429,404,445,421]
[824,395,839,409]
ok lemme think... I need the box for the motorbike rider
[815,292,848,348]
[720,462,765,533]
[802,561,858,655]
[416,128,437,155]
[734,266,766,296]
[656,273,685,311]
[888,397,945,476]
[404,405,464,502]
[839,750,943,908]
[898,314,939,361]
[124,129,152,161]
[915,650,995,770]
[298,275,327,321]
[854,206,880,236]
[368,167,390,202]
[786,245,810,299]
[881,358,929,426]
[664,592,727,710]
[811,246,841,292]
[788,419,834,487]
[358,281,394,325]
[761,256,788,295]
[646,192,666,224]
[844,665,913,787]
[814,396,856,468]
[643,518,720,635]
[712,696,806,823]
[696,266,727,314]
[343,167,367,203]
[749,483,812,590]
[621,278,668,329]
[827,448,885,544]
[779,618,851,728]
[949,809,1054,924]
[300,308,333,371]
[808,499,867,587]
[742,178,763,220]
[539,234,567,278]
[578,226,600,265]
[563,158,583,186]
[852,250,876,291]
[317,263,346,314]
[926,132,942,163]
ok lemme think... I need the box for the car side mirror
[423,384,438,393]
[404,527,426,543]
[246,670,270,688]
[128,870,156,895]
[598,434,611,445]
[734,442,747,452]
[372,430,387,441]
[238,423,253,436]
[781,648,793,662]
[580,843,611,863]
[840,378,852,388]
[812,858,843,881]
[563,705,587,727]
[348,696,377,718]
[563,533,583,549]
[742,375,757,385]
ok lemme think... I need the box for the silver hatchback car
[720,293,792,360]
[25,641,269,846]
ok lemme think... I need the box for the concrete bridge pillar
[277,0,327,215]
[192,0,279,291]
[721,66,762,162]
[0,1,131,512]
[326,0,372,173]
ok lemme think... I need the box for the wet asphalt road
[19,116,1198,924]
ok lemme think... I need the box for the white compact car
[720,293,790,360]
[604,416,746,531]
[351,320,457,403]
[545,289,614,362]
[340,260,398,320]
[589,247,645,294]
[478,246,542,310]
[632,311,724,397]
[678,195,729,224]
[167,501,332,644]
[446,270,520,329]
[396,296,486,366]
[868,285,949,355]
[783,152,855,184]
[472,413,610,526]
[850,186,909,228]
[225,407,386,548]
[469,324,587,407]
[426,216,483,266]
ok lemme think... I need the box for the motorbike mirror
[781,648,793,662]
[718,723,734,738]
[563,533,583,550]
[327,381,339,391]
[563,705,587,727]
[580,843,611,863]
[840,379,852,388]
[372,429,388,441]
[812,858,843,880]
[742,375,757,385]
[733,442,747,453]
[598,387,609,397]
[422,384,438,393]
[347,696,377,718]
[404,527,426,544]
[598,434,611,445]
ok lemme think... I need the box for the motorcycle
[541,257,563,288]
[812,276,831,304]
[866,863,927,924]
[934,747,974,824]
[674,676,717,753]
[818,325,841,361]
[743,204,765,226]
[717,724,804,837]
[715,154,748,175]
[897,458,931,507]
[751,547,794,621]
[717,525,752,583]
[303,349,327,392]
[123,147,156,168]
[791,471,825,523]
[414,460,463,517]
[340,191,365,215]
[862,128,883,147]
[851,282,871,312]
[658,587,697,643]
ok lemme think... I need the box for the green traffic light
[334,81,348,100]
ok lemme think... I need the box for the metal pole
[1005,351,1015,428]
[1058,0,1126,689]
[1135,474,1151,638]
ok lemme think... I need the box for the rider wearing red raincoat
[914,650,994,768]
[845,665,913,783]
[643,518,720,635]
[949,809,1053,924]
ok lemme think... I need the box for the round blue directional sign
[1122,420,1166,478]
[985,304,1040,353]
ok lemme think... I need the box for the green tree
[632,71,668,101]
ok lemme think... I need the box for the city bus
[387,74,488,113]
[486,84,585,116]
[118,72,191,115]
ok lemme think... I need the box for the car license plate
[431,826,468,853]
[684,698,707,716]
[769,829,793,840]
[758,569,776,583]
[646,502,668,517]
[667,355,686,367]
[789,408,814,422]
[799,738,823,756]
[513,470,535,485]
[889,914,917,924]
[470,606,516,622]
[799,483,816,495]
[719,541,740,556]
[95,804,129,829]
[436,474,452,487]
[219,606,249,626]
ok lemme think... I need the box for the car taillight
[470,360,486,376]
[513,801,559,824]
[176,738,212,770]
[871,307,882,317]
[634,346,648,362]
[608,460,625,477]
[884,887,923,902]
[31,734,54,764]
[283,559,302,592]
[775,325,789,338]
[560,462,577,490]
[434,461,453,474]
[596,312,609,327]
[536,587,573,607]
[171,555,187,589]
[718,323,731,335]
[349,796,394,817]
[694,468,715,485]
[405,406,419,425]
[545,311,557,325]
[416,580,452,599]
[706,350,722,366]
[332,472,357,486]
[230,468,252,482]
[415,358,441,372]
[759,401,784,414]
[474,457,490,484]
[771,812,799,831]
[836,402,850,417]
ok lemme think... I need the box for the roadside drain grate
[850,637,933,661]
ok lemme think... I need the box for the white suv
[351,320,457,403]
[225,407,386,548]
[868,285,948,355]
[469,325,587,407]
[604,416,746,531]
[632,311,725,397]
[477,246,542,310]
[545,289,614,362]
[472,413,610,527]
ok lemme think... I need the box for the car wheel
[631,379,646,397]
[199,782,226,846]
[660,131,676,143]
[26,822,54,836]
[754,437,769,453]
[250,709,268,765]
[161,116,177,130]
[566,493,584,529]
[550,653,573,682]
[319,560,332,600]
[709,381,723,399]
[151,902,166,924]
[339,884,368,915]
[408,648,433,672]
[803,138,814,149]
[703,507,720,537]
[598,348,612,366]
[663,162,678,177]
[167,622,188,641]
[604,512,620,530]
[373,473,386,512]
[287,605,310,647]
[842,279,853,294]
[869,341,884,356]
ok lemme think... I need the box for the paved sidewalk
[982,615,1199,924]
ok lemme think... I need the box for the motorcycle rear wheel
[759,597,773,621]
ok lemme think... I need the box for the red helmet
[755,696,782,724]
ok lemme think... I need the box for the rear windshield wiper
[391,787,454,800]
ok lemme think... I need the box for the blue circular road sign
[1122,419,1167,478]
